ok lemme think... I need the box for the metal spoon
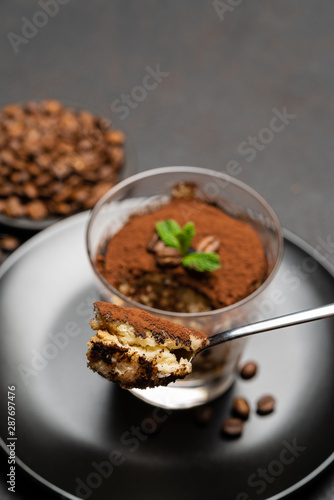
[194,303,334,359]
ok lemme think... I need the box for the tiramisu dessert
[87,302,209,388]
[95,183,268,313]
[88,182,269,391]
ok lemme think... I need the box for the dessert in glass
[86,166,283,409]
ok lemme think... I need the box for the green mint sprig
[182,252,221,272]
[155,219,221,272]
[156,219,182,250]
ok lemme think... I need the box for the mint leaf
[175,222,195,256]
[155,219,220,273]
[182,252,221,272]
[156,220,181,249]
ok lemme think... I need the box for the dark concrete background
[1,1,334,499]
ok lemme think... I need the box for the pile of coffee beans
[0,100,125,221]
[194,360,277,438]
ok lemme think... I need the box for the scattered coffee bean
[194,404,214,425]
[221,359,277,438]
[257,395,276,415]
[232,397,251,420]
[0,100,125,221]
[240,361,258,380]
[0,235,20,252]
[222,417,244,437]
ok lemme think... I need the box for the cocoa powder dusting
[96,198,268,310]
[94,302,208,346]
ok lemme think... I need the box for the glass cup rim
[86,166,284,319]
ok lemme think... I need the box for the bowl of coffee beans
[0,100,132,231]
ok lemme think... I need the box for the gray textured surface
[2,0,334,256]
[1,1,334,499]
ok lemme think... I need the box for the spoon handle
[208,303,334,348]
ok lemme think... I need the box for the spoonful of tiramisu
[86,301,334,389]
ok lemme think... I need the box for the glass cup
[86,166,284,409]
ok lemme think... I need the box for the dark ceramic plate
[0,213,333,500]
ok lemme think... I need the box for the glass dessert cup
[86,166,284,409]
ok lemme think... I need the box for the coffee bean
[0,150,16,165]
[194,404,214,425]
[0,184,13,197]
[97,165,114,181]
[53,185,73,203]
[35,173,53,188]
[0,166,10,177]
[222,417,244,437]
[78,139,93,152]
[41,100,63,115]
[109,146,125,166]
[12,160,27,172]
[8,139,22,154]
[97,117,111,131]
[240,361,258,380]
[232,397,250,420]
[195,235,220,254]
[7,122,24,138]
[26,163,41,177]
[54,202,74,215]
[2,104,22,117]
[78,110,96,129]
[257,395,276,415]
[26,200,48,220]
[67,175,82,187]
[23,102,39,114]
[4,197,25,217]
[42,136,56,151]
[51,162,72,180]
[0,235,20,252]
[10,171,30,184]
[105,130,126,145]
[71,186,90,203]
[36,154,52,169]
[23,182,39,199]
[80,152,99,169]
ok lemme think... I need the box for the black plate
[0,213,333,500]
